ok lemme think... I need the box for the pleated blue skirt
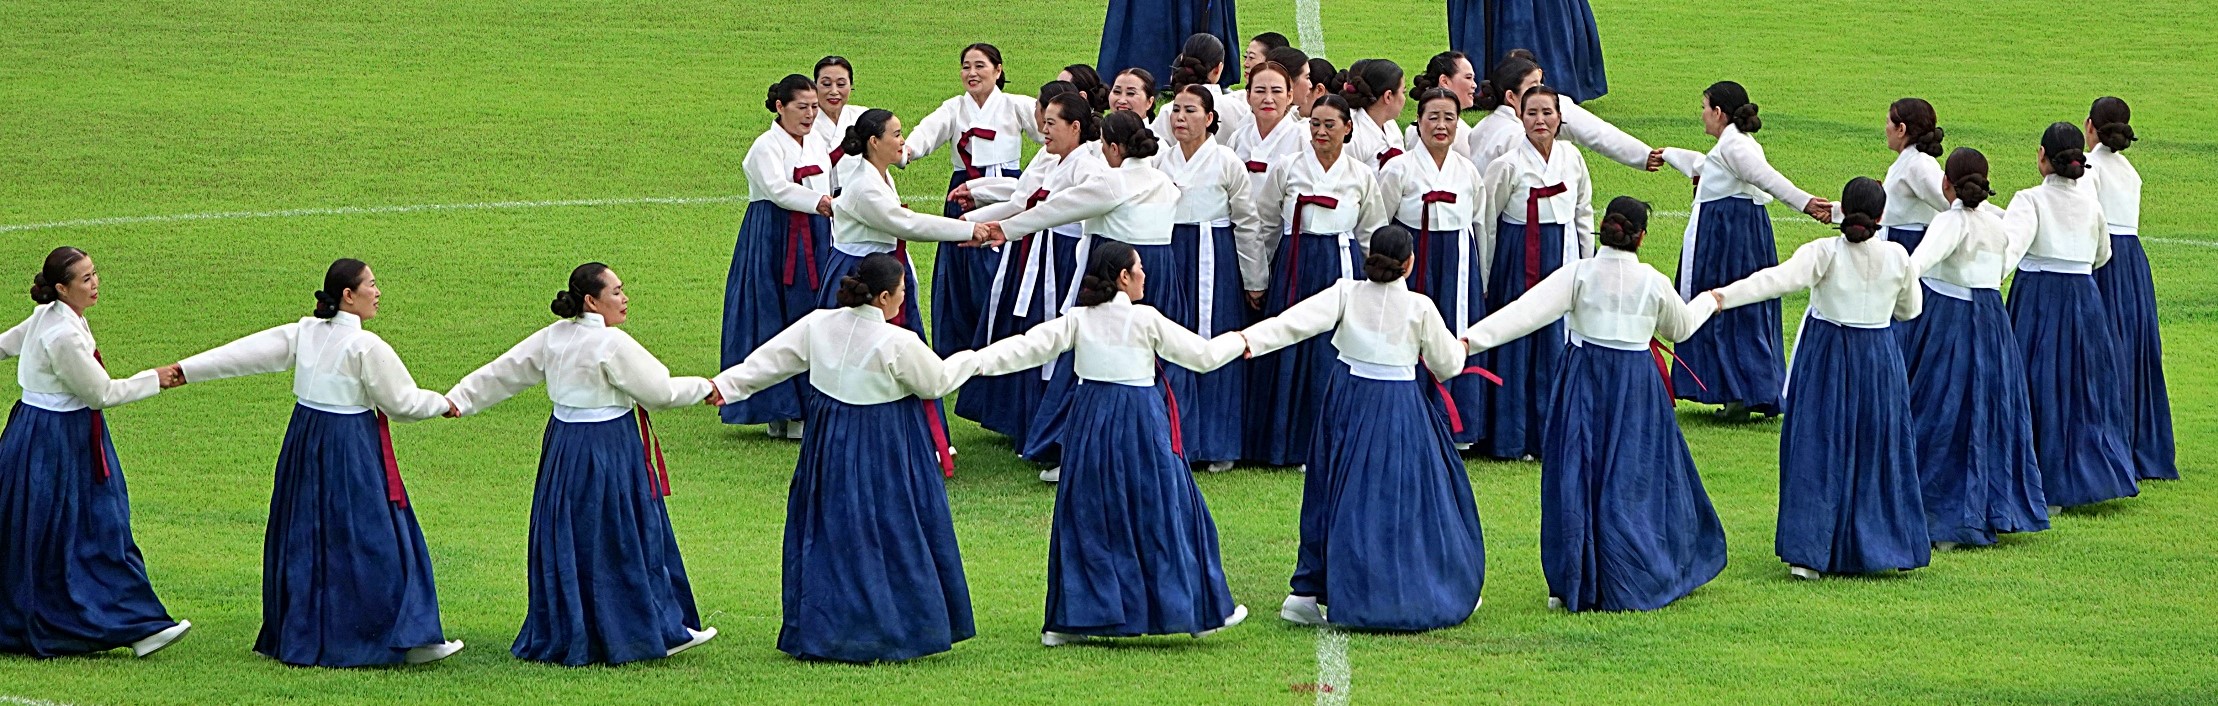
[1024,241,1181,463]
[1483,218,1569,459]
[1901,289,2048,546]
[1775,319,1930,574]
[1400,220,1488,446]
[0,404,176,657]
[1163,223,1250,463]
[954,232,1080,441]
[934,170,1016,357]
[779,394,973,663]
[1045,382,1236,637]
[2093,234,2177,481]
[512,412,700,666]
[1448,0,1609,102]
[2007,271,2139,508]
[722,200,831,425]
[822,248,951,437]
[1543,345,1726,611]
[1673,197,1785,413]
[1293,371,1483,631]
[257,405,446,667]
[1247,232,1362,466]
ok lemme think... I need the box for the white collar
[578,312,607,328]
[1596,248,1639,262]
[328,311,363,329]
[846,304,889,322]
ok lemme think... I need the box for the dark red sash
[922,400,955,477]
[1285,194,1340,306]
[1377,147,1404,165]
[1649,339,1705,402]
[828,147,846,167]
[89,350,111,483]
[375,411,408,506]
[1524,183,1569,288]
[784,165,826,289]
[1245,160,1269,174]
[1414,190,1457,290]
[636,407,673,496]
[1427,360,1504,434]
[1157,363,1184,458]
[957,127,998,180]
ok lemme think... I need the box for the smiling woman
[721,74,832,439]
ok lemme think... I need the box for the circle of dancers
[1,36,2175,667]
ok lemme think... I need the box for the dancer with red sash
[902,43,1043,356]
[168,258,462,666]
[1465,198,1728,611]
[1240,226,1486,631]
[722,74,835,438]
[445,263,720,666]
[1379,87,1490,448]
[1474,84,1594,460]
[0,246,189,659]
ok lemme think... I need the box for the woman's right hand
[1245,290,1265,310]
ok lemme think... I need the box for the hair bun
[1840,213,1879,243]
[1731,103,1764,133]
[312,289,340,319]
[1914,125,1946,156]
[2097,122,2138,151]
[549,290,582,318]
[1953,173,1992,209]
[28,272,56,305]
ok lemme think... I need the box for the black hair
[1171,33,1227,91]
[1838,177,1885,243]
[1063,64,1110,112]
[1888,98,1944,157]
[1413,88,1462,126]
[1251,32,1291,52]
[1114,68,1159,119]
[550,262,612,318]
[1305,58,1337,94]
[1703,81,1762,133]
[2042,121,2088,179]
[834,253,905,308]
[1076,240,1140,307]
[1310,94,1355,143]
[1174,84,1221,134]
[29,246,88,305]
[1249,60,1296,91]
[962,43,1008,89]
[840,108,897,158]
[1476,56,1541,112]
[1599,196,1649,252]
[812,56,853,82]
[1519,84,1561,114]
[1411,51,1469,105]
[1336,58,1403,111]
[1101,109,1161,161]
[314,258,370,319]
[2089,96,2136,152]
[1944,147,1993,210]
[1046,92,1103,142]
[1038,80,1078,105]
[1363,225,1414,282]
[1266,47,1310,82]
[766,73,816,115]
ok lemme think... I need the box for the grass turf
[3,0,2216,703]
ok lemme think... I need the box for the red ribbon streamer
[636,407,673,497]
[828,147,846,167]
[1427,360,1504,435]
[1157,363,1185,458]
[376,411,409,506]
[90,349,111,483]
[784,165,826,289]
[957,127,998,180]
[1285,194,1340,306]
[922,399,955,477]
[1649,339,1705,402]
[1414,190,1457,290]
[1524,182,1569,288]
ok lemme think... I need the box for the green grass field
[4,0,2215,703]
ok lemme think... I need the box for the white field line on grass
[2,696,77,706]
[4,197,2215,250]
[1314,628,1351,706]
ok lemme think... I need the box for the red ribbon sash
[636,408,673,497]
[1426,360,1503,434]
[1414,190,1457,290]
[1157,363,1185,458]
[784,165,827,289]
[1285,194,1340,306]
[89,350,111,483]
[1524,183,1569,288]
[1648,339,1705,402]
[376,411,408,507]
[957,127,998,180]
[1377,147,1404,165]
[922,399,955,477]
[828,147,846,167]
[1245,160,1269,174]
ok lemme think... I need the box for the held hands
[1803,198,1834,223]
[947,183,975,210]
[704,388,726,407]
[156,364,186,389]
[443,400,461,418]
[1244,290,1265,311]
[964,221,1006,248]
[815,195,834,218]
[1703,290,1727,309]
[1645,148,1666,172]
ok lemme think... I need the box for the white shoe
[666,627,718,657]
[1198,605,1248,637]
[1279,595,1326,626]
[1933,541,1961,552]
[1203,461,1234,473]
[1473,596,1485,612]
[1041,631,1089,647]
[1519,454,1536,462]
[1296,464,1308,474]
[1547,597,1564,611]
[766,420,786,439]
[405,640,465,665]
[1455,443,1473,451]
[132,620,192,657]
[1039,466,1061,483]
[783,419,805,440]
[2047,505,2063,516]
[1788,566,1822,581]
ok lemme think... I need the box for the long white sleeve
[1892,273,1924,322]
[998,168,1122,236]
[445,331,548,416]
[2000,195,2040,269]
[1472,158,1520,286]
[1656,280,1719,343]
[0,319,27,361]
[178,323,299,384]
[356,338,454,422]
[1240,285,1346,356]
[600,332,713,410]
[1716,241,1829,309]
[1908,212,1968,277]
[892,342,982,400]
[48,328,160,409]
[1463,265,1577,351]
[903,100,960,163]
[973,315,1080,377]
[1224,156,1265,256]
[849,175,976,242]
[1572,159,1596,257]
[1354,171,1392,247]
[1243,163,1293,290]
[965,176,1022,207]
[742,136,828,214]
[711,318,813,402]
[1560,103,1655,169]
[1659,147,1705,178]
[1718,141,1816,209]
[1414,304,1467,381]
[1146,311,1245,374]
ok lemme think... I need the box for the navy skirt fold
[2008,271,2139,508]
[779,394,972,662]
[1247,232,1361,466]
[1775,319,1930,574]
[1400,220,1488,446]
[1482,219,1568,459]
[1543,345,1725,611]
[1045,382,1236,636]
[1025,241,1180,463]
[1294,371,1483,631]
[934,170,1015,357]
[1448,0,1609,102]
[1163,223,1250,463]
[722,200,831,425]
[512,412,700,666]
[1900,290,2049,546]
[955,232,1080,441]
[1673,197,1785,413]
[0,404,177,657]
[256,405,446,667]
[2093,234,2177,481]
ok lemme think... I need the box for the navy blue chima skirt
[1673,197,1785,413]
[722,200,831,426]
[257,405,446,667]
[1900,288,2049,546]
[1775,318,1930,574]
[512,412,700,666]
[2007,270,2139,508]
[1399,219,1488,447]
[780,393,972,663]
[1045,381,1236,637]
[1023,241,1182,463]
[1247,232,1362,466]
[934,169,1018,357]
[1543,343,1726,611]
[2093,234,2177,480]
[0,403,178,657]
[1294,369,1483,631]
[957,231,1078,444]
[1482,218,1569,459]
[821,246,952,441]
[1448,0,1610,102]
[1162,223,1250,463]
